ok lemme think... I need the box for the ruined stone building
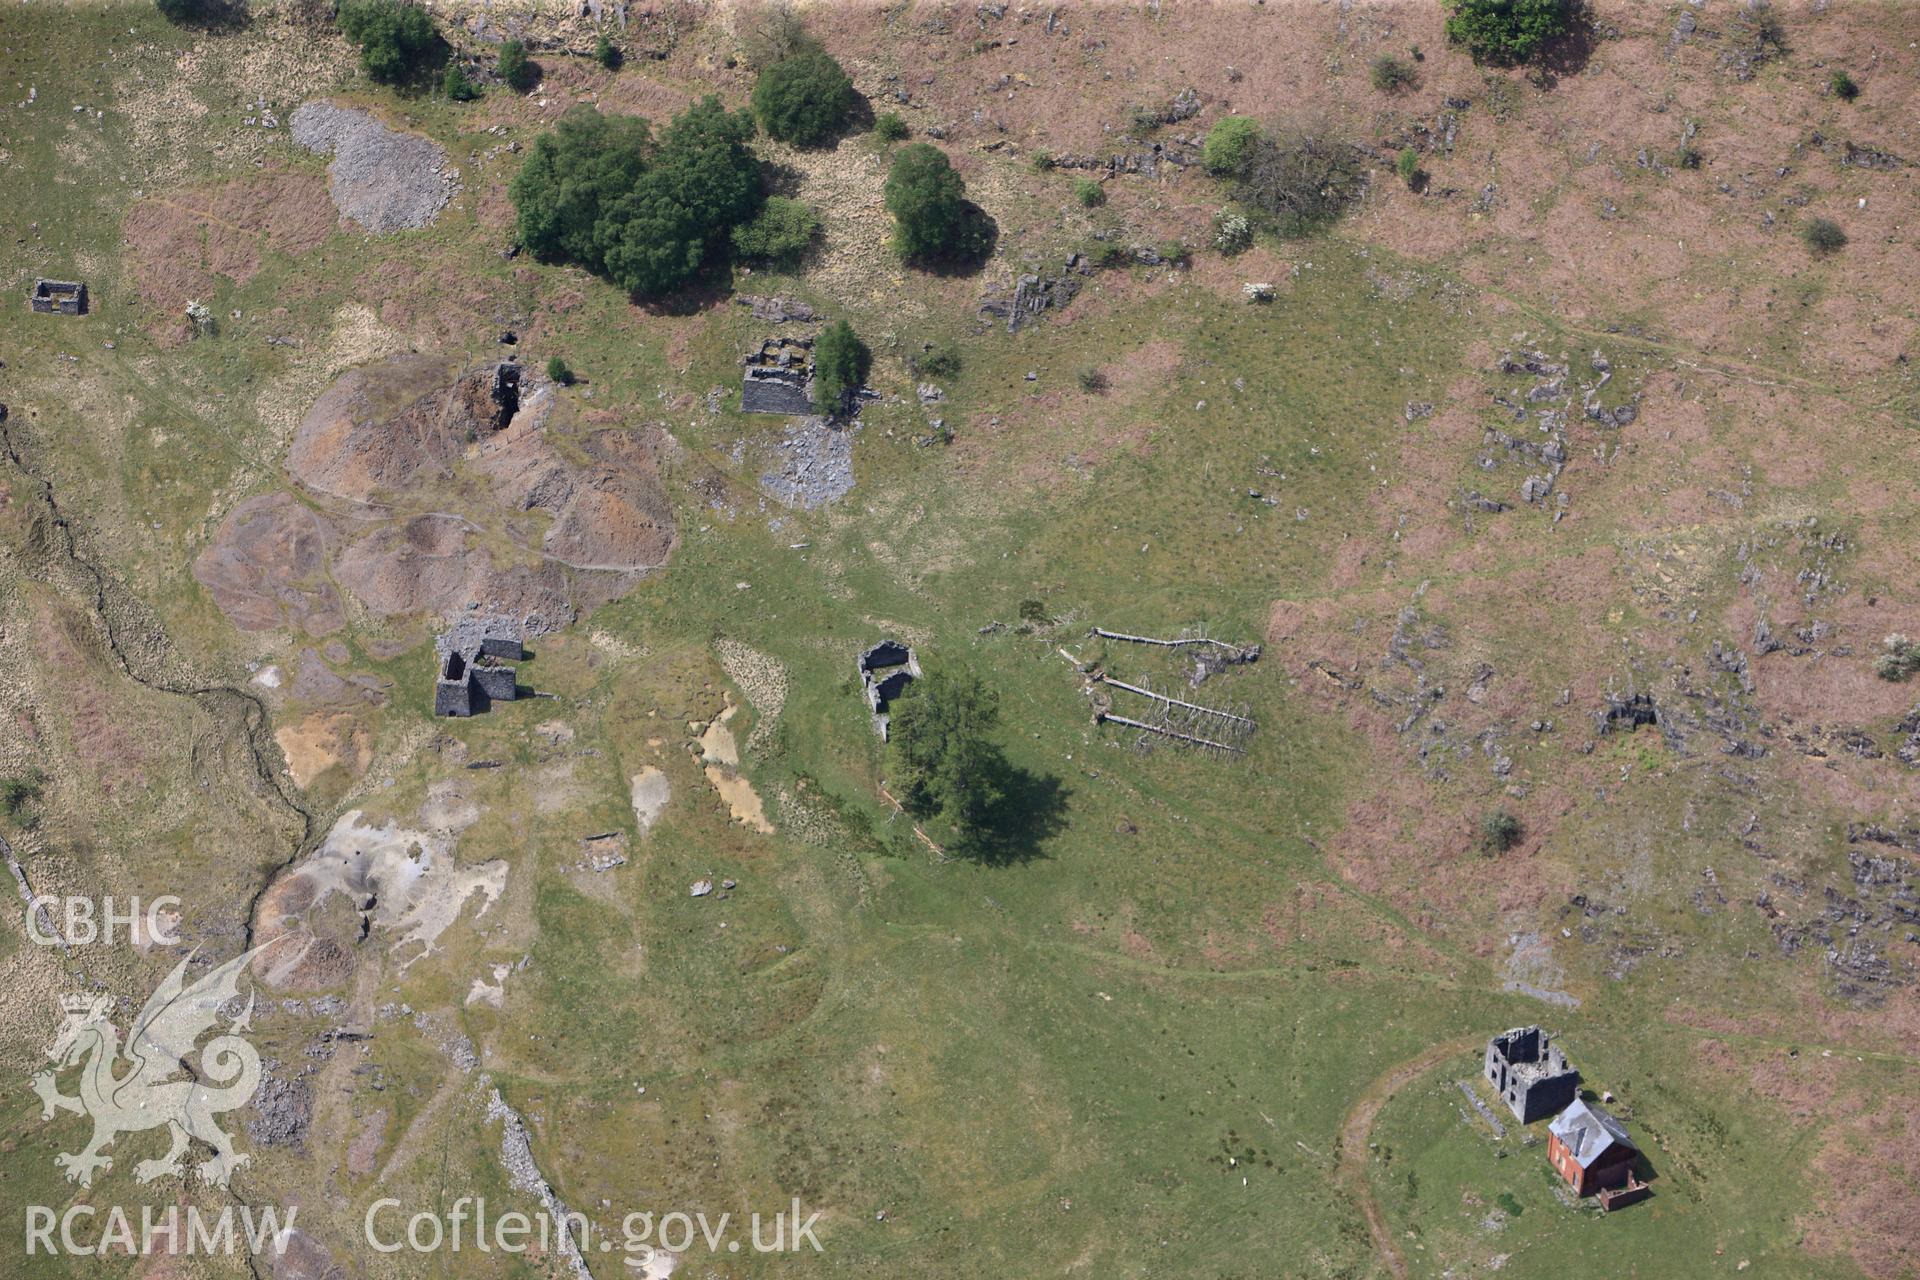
[434,616,525,717]
[741,336,815,415]
[1484,1025,1580,1123]
[30,279,86,315]
[857,639,920,739]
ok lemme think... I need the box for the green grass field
[3,4,1919,1278]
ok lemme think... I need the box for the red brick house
[1547,1099,1637,1196]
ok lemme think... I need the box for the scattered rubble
[979,253,1091,332]
[578,831,629,873]
[734,294,817,323]
[1768,832,1920,1003]
[759,416,858,509]
[486,1088,595,1280]
[290,101,460,233]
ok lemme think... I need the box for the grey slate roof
[1549,1098,1634,1169]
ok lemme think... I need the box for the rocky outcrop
[979,253,1092,332]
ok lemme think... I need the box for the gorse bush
[913,342,962,381]
[730,196,821,266]
[1875,634,1919,681]
[1073,177,1105,208]
[1202,116,1260,176]
[874,111,909,142]
[0,771,43,823]
[1370,54,1418,93]
[1802,216,1847,254]
[1481,808,1523,855]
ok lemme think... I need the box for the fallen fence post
[1097,711,1246,754]
[1095,674,1257,726]
[1091,626,1258,660]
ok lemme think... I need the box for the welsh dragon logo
[32,947,266,1188]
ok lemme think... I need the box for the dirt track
[1336,1036,1481,1280]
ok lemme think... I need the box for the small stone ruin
[1598,690,1659,734]
[1484,1025,1581,1123]
[857,639,921,739]
[741,336,816,416]
[434,615,526,717]
[30,279,86,315]
[978,253,1091,333]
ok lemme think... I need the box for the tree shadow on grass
[633,264,740,318]
[379,37,456,100]
[759,159,808,199]
[903,201,999,278]
[950,755,1070,866]
[842,93,878,137]
[1532,1,1598,88]
[162,0,251,34]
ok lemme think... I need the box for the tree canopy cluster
[337,0,439,84]
[884,143,976,262]
[509,98,765,298]
[888,669,1005,835]
[811,320,871,415]
[1441,0,1568,64]
[751,46,855,146]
